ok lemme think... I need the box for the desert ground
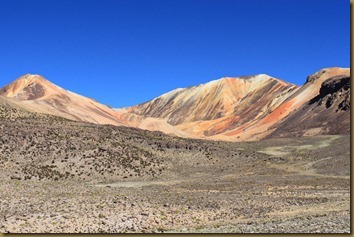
[0,103,350,233]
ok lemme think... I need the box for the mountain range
[0,67,350,141]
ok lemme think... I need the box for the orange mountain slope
[116,74,299,140]
[0,74,124,126]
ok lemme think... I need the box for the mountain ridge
[0,67,350,141]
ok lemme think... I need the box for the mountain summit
[0,74,124,126]
[0,68,350,141]
[0,74,53,100]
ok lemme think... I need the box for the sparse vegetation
[0,102,350,233]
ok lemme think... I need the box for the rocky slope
[267,73,350,137]
[0,67,350,141]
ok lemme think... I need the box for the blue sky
[0,0,349,108]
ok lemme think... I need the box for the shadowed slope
[267,71,351,138]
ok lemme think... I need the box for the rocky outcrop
[309,75,350,111]
[267,73,350,138]
[305,68,328,83]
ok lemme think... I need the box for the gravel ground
[0,178,350,233]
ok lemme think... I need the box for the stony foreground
[0,104,350,233]
[0,135,350,233]
[0,179,350,233]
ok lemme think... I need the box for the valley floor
[0,135,350,233]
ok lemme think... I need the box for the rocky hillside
[267,74,350,137]
[0,97,229,182]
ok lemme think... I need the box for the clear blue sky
[0,0,349,108]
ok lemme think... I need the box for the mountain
[115,74,299,140]
[0,74,124,126]
[0,67,350,141]
[116,67,350,141]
